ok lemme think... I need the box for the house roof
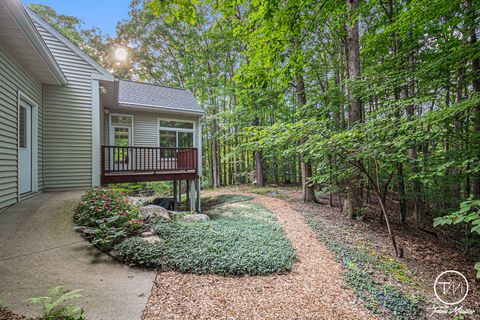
[0,0,67,85]
[27,7,114,81]
[118,80,204,115]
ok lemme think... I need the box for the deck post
[195,177,201,213]
[186,180,191,211]
[178,180,182,210]
[173,180,178,211]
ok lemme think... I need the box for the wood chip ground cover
[142,193,375,320]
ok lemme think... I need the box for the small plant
[74,187,143,251]
[28,286,85,320]
[0,298,9,312]
[114,237,163,268]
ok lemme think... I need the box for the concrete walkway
[0,192,155,320]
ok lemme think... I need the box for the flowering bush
[74,187,142,251]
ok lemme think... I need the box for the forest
[30,0,480,277]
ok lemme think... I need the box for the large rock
[181,214,210,222]
[152,197,179,210]
[139,205,172,222]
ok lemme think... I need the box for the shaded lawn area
[115,196,296,275]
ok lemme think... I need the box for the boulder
[152,197,179,210]
[181,214,210,222]
[139,205,172,222]
[128,197,146,207]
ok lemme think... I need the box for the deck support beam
[195,177,201,213]
[173,180,178,211]
[186,180,190,211]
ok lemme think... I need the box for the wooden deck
[101,146,198,184]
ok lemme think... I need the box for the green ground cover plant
[201,194,253,209]
[115,195,296,275]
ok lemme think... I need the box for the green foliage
[0,298,9,312]
[152,201,296,275]
[201,194,253,209]
[147,181,173,197]
[114,237,163,268]
[434,199,480,277]
[27,286,85,320]
[109,182,173,197]
[74,187,142,251]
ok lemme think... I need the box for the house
[0,0,203,212]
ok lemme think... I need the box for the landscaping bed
[74,187,296,275]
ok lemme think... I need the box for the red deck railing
[101,146,197,183]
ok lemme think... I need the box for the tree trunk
[255,150,265,187]
[467,0,480,198]
[294,73,318,203]
[345,0,363,218]
[211,118,220,188]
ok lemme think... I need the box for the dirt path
[142,194,376,320]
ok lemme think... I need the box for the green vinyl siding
[0,44,43,210]
[35,22,96,191]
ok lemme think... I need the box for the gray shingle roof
[118,80,203,114]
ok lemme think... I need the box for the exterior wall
[35,22,98,191]
[104,108,202,173]
[0,43,43,210]
[104,108,200,148]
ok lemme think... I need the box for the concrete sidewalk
[0,192,155,320]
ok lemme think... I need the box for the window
[113,127,130,146]
[178,132,193,148]
[111,115,133,125]
[159,119,194,148]
[19,106,26,148]
[159,120,193,129]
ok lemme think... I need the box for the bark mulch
[142,193,377,320]
[0,310,32,320]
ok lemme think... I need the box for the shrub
[152,201,296,275]
[434,199,480,278]
[114,237,163,268]
[28,286,85,320]
[74,187,142,251]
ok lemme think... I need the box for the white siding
[104,108,202,172]
[105,109,200,148]
[35,23,97,190]
[0,44,43,210]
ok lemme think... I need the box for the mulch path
[0,310,31,320]
[142,193,376,320]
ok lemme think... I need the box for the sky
[23,0,131,36]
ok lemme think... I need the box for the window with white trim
[159,119,194,148]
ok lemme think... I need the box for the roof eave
[118,101,205,116]
[27,7,114,82]
[5,1,67,86]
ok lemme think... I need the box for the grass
[306,216,422,319]
[115,194,296,275]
